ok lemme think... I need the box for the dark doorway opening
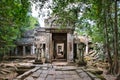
[74,44,77,61]
[52,33,67,60]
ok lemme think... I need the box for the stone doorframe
[52,33,67,60]
[45,28,74,62]
[46,33,73,62]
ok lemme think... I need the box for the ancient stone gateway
[47,28,74,62]
[35,27,74,62]
[15,17,91,63]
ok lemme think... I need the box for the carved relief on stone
[35,36,46,43]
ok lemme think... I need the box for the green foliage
[52,0,81,28]
[27,16,39,30]
[0,0,30,54]
[52,0,96,36]
[20,16,39,32]
[52,0,117,43]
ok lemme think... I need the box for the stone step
[32,70,41,78]
[52,59,67,62]
[15,66,40,80]
[24,76,34,80]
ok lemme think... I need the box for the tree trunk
[103,1,113,73]
[113,0,119,75]
[104,24,113,73]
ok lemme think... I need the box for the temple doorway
[56,43,64,59]
[52,33,67,60]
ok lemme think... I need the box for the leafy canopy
[0,0,31,54]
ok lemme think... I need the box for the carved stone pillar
[67,33,73,62]
[37,48,40,60]
[77,44,79,59]
[31,45,32,55]
[33,43,35,54]
[85,43,88,55]
[36,44,41,60]
[85,37,89,55]
[15,47,18,55]
[31,43,35,55]
[49,33,53,61]
[46,33,50,61]
[23,46,26,56]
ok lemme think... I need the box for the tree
[0,0,30,55]
[52,0,120,75]
[113,0,119,75]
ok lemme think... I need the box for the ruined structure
[15,30,35,56]
[15,17,91,62]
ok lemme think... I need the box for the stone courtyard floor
[25,67,82,80]
[14,62,99,80]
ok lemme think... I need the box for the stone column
[49,33,53,61]
[36,44,41,60]
[77,44,79,59]
[67,33,74,62]
[85,43,89,55]
[41,44,44,58]
[15,47,18,55]
[85,37,89,55]
[46,33,50,61]
[31,43,35,55]
[31,45,32,55]
[33,43,35,54]
[23,46,26,56]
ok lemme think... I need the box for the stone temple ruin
[15,17,91,62]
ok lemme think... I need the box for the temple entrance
[52,33,67,60]
[56,43,64,59]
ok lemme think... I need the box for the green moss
[96,75,106,80]
[88,69,103,75]
[89,70,106,80]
